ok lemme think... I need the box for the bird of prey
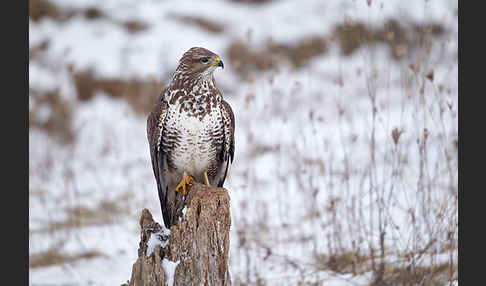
[147,47,235,228]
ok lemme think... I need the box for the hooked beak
[213,57,224,69]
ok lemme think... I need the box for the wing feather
[147,89,170,227]
[216,99,235,187]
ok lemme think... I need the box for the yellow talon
[175,173,193,196]
[204,171,211,186]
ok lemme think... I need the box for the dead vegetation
[227,41,279,81]
[73,69,165,115]
[29,0,98,22]
[370,263,455,286]
[29,67,163,146]
[332,21,370,56]
[228,16,456,282]
[227,18,446,80]
[29,0,64,22]
[29,39,50,61]
[122,20,150,34]
[29,88,75,145]
[267,36,328,68]
[314,250,456,286]
[170,14,225,34]
[32,192,133,234]
[83,7,105,20]
[332,19,445,60]
[29,249,104,268]
[227,36,327,80]
[30,0,150,35]
[64,199,129,227]
[314,251,372,275]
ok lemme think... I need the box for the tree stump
[128,182,232,286]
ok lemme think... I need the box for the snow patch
[162,258,180,286]
[178,205,189,223]
[146,228,171,257]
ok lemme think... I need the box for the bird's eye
[200,57,209,64]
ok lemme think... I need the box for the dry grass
[267,36,328,68]
[171,14,225,34]
[247,144,280,159]
[83,7,106,20]
[29,39,50,61]
[33,193,133,233]
[121,20,150,34]
[30,0,149,37]
[227,18,445,81]
[227,41,279,81]
[332,19,446,60]
[229,15,456,284]
[370,263,455,286]
[29,0,103,22]
[314,251,373,275]
[227,36,327,80]
[72,69,164,115]
[29,249,104,268]
[332,22,371,56]
[314,250,456,285]
[29,88,75,144]
[29,0,63,22]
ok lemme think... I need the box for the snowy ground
[29,0,458,285]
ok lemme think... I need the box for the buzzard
[147,47,235,228]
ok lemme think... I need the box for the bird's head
[176,47,224,78]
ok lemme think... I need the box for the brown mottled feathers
[147,89,170,226]
[217,99,235,187]
[147,47,235,228]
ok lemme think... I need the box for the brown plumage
[147,47,235,228]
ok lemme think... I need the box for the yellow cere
[212,57,221,66]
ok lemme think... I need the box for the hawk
[147,47,235,228]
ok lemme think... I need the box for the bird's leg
[175,171,193,196]
[203,170,211,186]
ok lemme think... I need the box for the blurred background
[29,0,458,285]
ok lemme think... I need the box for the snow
[179,205,188,223]
[29,0,457,285]
[162,258,180,286]
[146,228,171,257]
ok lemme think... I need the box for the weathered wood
[128,182,232,286]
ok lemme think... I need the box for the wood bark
[128,182,232,286]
